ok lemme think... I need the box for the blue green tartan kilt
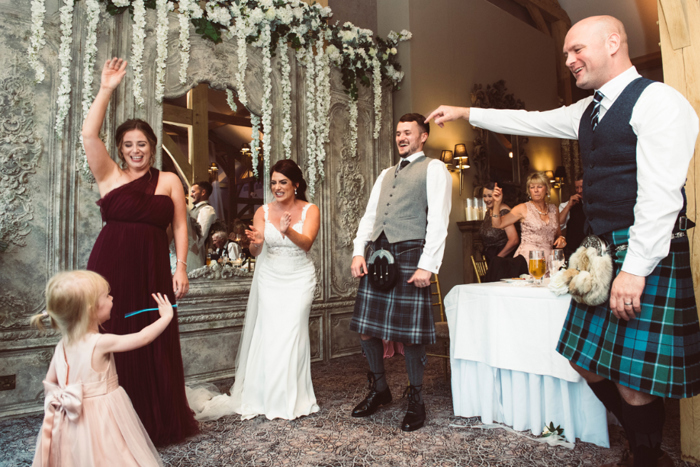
[557,228,700,399]
[350,235,435,345]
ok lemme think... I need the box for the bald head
[563,15,633,90]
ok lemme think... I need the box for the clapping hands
[279,212,292,235]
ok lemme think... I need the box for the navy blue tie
[591,90,604,131]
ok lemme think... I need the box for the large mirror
[471,80,529,204]
[160,84,263,277]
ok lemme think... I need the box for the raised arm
[425,106,470,128]
[491,184,526,229]
[81,58,127,191]
[497,208,519,257]
[281,204,320,252]
[94,293,173,358]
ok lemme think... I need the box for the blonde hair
[30,270,109,344]
[525,172,552,195]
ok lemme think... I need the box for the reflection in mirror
[161,84,263,277]
[486,131,521,185]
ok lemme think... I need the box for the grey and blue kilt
[557,228,700,398]
[350,235,435,345]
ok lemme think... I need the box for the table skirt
[451,359,610,447]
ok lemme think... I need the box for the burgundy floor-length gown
[87,168,198,446]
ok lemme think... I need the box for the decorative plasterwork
[335,134,366,249]
[0,292,31,330]
[0,74,43,250]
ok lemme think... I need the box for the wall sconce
[440,149,454,165]
[208,162,219,181]
[554,165,566,186]
[454,143,470,195]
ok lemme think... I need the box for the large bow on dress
[40,380,83,467]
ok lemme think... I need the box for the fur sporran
[560,235,613,306]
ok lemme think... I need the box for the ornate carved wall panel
[0,4,392,419]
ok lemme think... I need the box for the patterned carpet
[1,353,698,466]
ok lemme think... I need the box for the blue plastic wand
[125,304,177,318]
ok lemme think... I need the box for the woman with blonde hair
[491,172,566,272]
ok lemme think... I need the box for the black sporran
[367,249,398,291]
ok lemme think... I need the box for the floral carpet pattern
[1,354,698,466]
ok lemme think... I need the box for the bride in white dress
[190,160,320,421]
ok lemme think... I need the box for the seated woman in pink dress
[491,172,567,275]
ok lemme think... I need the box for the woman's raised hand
[101,58,127,91]
[279,212,292,234]
[492,183,503,205]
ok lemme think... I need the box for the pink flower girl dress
[32,333,162,466]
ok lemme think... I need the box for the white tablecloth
[445,282,609,447]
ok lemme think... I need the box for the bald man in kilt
[427,15,700,467]
[349,113,451,432]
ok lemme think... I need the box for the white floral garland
[235,28,249,107]
[314,36,330,182]
[154,0,172,103]
[300,46,317,199]
[260,23,273,178]
[54,0,75,137]
[78,0,100,181]
[27,0,46,83]
[278,40,292,159]
[225,89,238,113]
[348,98,358,159]
[249,113,261,178]
[177,0,201,85]
[131,0,146,107]
[372,55,382,139]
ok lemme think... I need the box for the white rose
[391,47,398,55]
[548,270,569,296]
[265,8,276,21]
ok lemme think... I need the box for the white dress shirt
[470,67,699,276]
[559,201,570,230]
[352,151,452,273]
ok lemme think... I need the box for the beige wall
[379,0,563,295]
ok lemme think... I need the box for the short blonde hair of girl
[525,172,552,195]
[30,270,109,344]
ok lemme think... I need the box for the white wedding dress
[188,203,319,421]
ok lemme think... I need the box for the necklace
[530,201,547,216]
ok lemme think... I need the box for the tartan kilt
[350,236,435,345]
[557,228,700,398]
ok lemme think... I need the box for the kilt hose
[350,235,435,345]
[557,228,700,398]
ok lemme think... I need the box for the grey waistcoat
[370,156,430,243]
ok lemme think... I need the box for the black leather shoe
[401,385,426,432]
[351,372,392,417]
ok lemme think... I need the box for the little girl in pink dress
[31,270,173,466]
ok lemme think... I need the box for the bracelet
[492,214,500,218]
[177,259,187,266]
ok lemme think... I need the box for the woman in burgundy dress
[82,58,198,445]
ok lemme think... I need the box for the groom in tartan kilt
[349,113,451,432]
[426,15,700,467]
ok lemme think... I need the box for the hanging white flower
[348,99,358,159]
[300,46,317,199]
[225,89,238,113]
[372,56,382,139]
[314,36,330,182]
[235,22,249,107]
[28,0,46,83]
[278,40,293,159]
[205,1,232,27]
[55,0,75,137]
[81,0,100,119]
[260,23,273,178]
[178,0,193,85]
[250,113,261,179]
[154,0,171,103]
[131,0,147,107]
[113,0,130,6]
